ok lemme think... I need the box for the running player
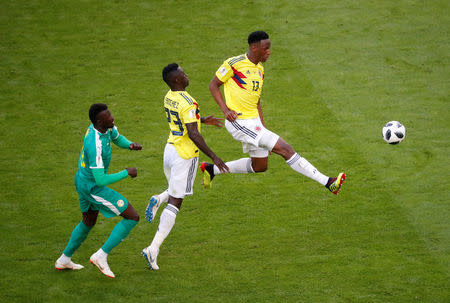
[202,31,346,194]
[55,103,142,278]
[141,63,229,270]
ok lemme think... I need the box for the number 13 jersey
[164,90,201,159]
[215,53,264,120]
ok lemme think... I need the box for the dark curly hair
[89,103,108,124]
[162,63,179,85]
[248,31,269,45]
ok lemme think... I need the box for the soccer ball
[382,121,406,144]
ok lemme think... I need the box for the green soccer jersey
[77,124,130,184]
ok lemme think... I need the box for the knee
[82,211,98,227]
[168,197,183,210]
[127,211,140,222]
[272,138,295,159]
[275,145,295,160]
[253,163,268,173]
[251,157,268,173]
[82,217,97,227]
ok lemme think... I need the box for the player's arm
[185,122,229,173]
[111,127,142,150]
[209,76,238,122]
[113,135,142,150]
[91,167,137,187]
[85,142,137,187]
[257,99,265,127]
[201,114,224,127]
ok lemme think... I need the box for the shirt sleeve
[110,125,132,149]
[110,126,120,140]
[113,134,132,149]
[180,104,198,125]
[215,60,233,83]
[91,168,128,187]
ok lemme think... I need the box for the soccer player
[55,103,142,278]
[141,63,229,270]
[202,31,346,194]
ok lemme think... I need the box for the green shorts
[75,173,128,218]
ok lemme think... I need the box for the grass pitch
[1,0,449,302]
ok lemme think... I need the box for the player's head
[248,31,269,45]
[162,63,189,89]
[89,103,114,129]
[248,31,271,62]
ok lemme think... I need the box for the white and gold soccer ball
[382,121,406,144]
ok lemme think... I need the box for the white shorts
[225,118,280,158]
[163,143,199,199]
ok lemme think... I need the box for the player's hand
[224,109,238,122]
[129,143,142,150]
[212,156,229,174]
[126,167,138,178]
[202,115,224,127]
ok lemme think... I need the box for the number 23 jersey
[164,90,201,159]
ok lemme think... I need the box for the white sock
[58,253,71,264]
[214,158,254,175]
[158,190,169,204]
[149,204,178,252]
[96,248,108,259]
[286,153,329,185]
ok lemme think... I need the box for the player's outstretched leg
[201,158,254,188]
[325,173,346,195]
[285,153,330,185]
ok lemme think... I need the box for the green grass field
[1,0,449,302]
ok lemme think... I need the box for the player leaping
[142,63,229,271]
[201,31,346,194]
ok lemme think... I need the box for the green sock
[63,222,92,257]
[101,219,138,254]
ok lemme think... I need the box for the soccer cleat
[145,195,161,223]
[141,247,159,270]
[326,172,346,195]
[89,252,115,278]
[55,260,84,271]
[200,162,215,188]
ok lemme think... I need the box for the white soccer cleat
[55,260,84,271]
[141,247,159,270]
[89,252,115,278]
[145,195,161,223]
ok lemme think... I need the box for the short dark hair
[162,63,179,85]
[248,31,269,45]
[89,103,108,124]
